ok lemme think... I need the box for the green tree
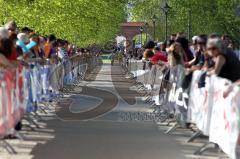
[0,0,128,47]
[129,0,240,43]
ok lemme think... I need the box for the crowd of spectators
[132,32,240,97]
[0,21,94,69]
[0,21,98,138]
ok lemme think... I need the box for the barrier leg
[135,82,143,86]
[147,101,155,107]
[166,118,176,126]
[145,96,153,103]
[153,105,165,113]
[1,140,17,154]
[33,111,46,121]
[150,103,157,109]
[25,114,41,129]
[136,85,144,91]
[131,76,137,80]
[165,123,180,134]
[154,109,170,123]
[39,103,55,111]
[23,122,35,131]
[194,142,219,155]
[8,128,24,141]
[38,106,49,115]
[38,102,56,114]
[187,130,203,143]
[125,73,132,79]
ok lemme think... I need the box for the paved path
[32,63,187,159]
[0,63,228,159]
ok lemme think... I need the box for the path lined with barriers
[30,63,188,159]
[0,59,228,159]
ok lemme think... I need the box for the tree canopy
[0,0,128,47]
[129,0,240,42]
[2,0,240,46]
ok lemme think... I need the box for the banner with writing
[209,77,239,159]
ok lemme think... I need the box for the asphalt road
[0,62,228,159]
[28,63,188,159]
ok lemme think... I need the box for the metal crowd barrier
[122,58,240,159]
[0,53,98,154]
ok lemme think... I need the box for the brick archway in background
[119,22,146,52]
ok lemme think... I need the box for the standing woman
[167,43,185,63]
[206,38,240,82]
[167,43,186,126]
[44,34,56,59]
[176,37,194,63]
[0,27,15,68]
[167,42,185,89]
[38,36,46,58]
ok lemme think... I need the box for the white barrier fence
[0,54,98,139]
[189,71,240,159]
[124,58,240,159]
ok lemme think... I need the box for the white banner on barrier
[128,59,240,158]
[188,70,203,122]
[188,71,213,135]
[189,71,240,159]
[209,83,240,159]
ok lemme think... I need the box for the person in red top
[1,31,22,67]
[8,32,18,61]
[150,46,168,64]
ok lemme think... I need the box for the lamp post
[140,26,144,47]
[152,15,157,41]
[187,9,191,40]
[145,22,149,44]
[187,1,191,40]
[75,34,80,47]
[162,1,171,41]
[74,34,78,46]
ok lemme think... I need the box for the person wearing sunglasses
[4,21,18,34]
[187,35,207,71]
[206,38,240,82]
[0,27,16,68]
